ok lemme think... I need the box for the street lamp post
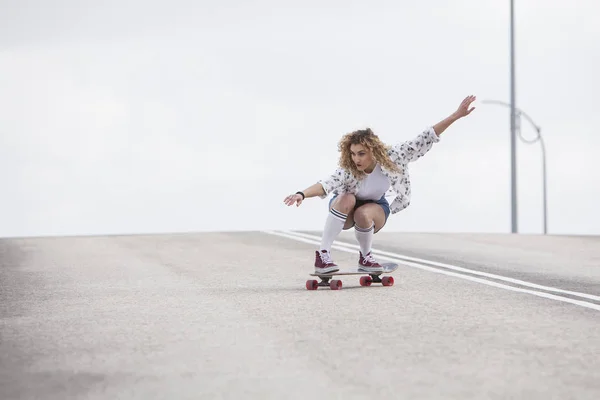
[482,99,548,235]
[510,0,517,234]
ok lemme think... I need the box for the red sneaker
[314,250,339,273]
[358,251,384,272]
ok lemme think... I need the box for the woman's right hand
[283,193,304,207]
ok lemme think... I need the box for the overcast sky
[1,0,598,237]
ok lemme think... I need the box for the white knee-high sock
[354,222,374,255]
[320,208,348,252]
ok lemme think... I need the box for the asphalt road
[1,231,600,399]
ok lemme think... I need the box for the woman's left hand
[455,95,476,118]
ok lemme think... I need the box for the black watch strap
[296,191,305,200]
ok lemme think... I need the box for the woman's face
[350,143,375,172]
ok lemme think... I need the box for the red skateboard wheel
[382,276,394,286]
[306,280,318,290]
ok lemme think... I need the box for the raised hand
[455,95,476,118]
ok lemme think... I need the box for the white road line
[263,230,600,312]
[274,230,600,302]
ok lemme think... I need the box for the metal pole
[482,99,548,235]
[519,113,547,236]
[540,131,548,234]
[510,0,518,234]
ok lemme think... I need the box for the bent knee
[353,207,371,223]
[332,193,356,213]
[353,207,368,218]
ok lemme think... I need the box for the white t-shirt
[355,163,390,201]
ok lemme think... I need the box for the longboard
[306,262,398,290]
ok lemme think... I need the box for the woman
[284,95,476,274]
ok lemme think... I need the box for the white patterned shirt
[318,126,440,214]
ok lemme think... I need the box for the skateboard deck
[306,262,398,290]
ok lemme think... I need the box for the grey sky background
[1,0,598,237]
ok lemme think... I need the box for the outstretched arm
[433,95,476,136]
[283,167,349,207]
[283,183,325,207]
[389,95,477,164]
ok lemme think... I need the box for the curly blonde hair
[338,128,401,178]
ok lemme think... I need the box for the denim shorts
[329,193,391,223]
